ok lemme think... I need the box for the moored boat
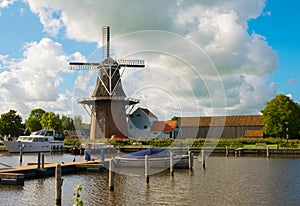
[114,148,189,169]
[70,142,114,156]
[3,130,64,153]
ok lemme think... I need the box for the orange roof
[178,115,263,127]
[140,108,157,118]
[151,120,177,132]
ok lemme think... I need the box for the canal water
[0,152,299,206]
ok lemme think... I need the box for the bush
[147,138,174,147]
[109,138,135,146]
[64,136,81,146]
[101,137,300,149]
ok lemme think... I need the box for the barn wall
[180,126,263,138]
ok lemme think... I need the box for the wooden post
[226,146,229,157]
[266,146,269,158]
[41,153,45,170]
[84,150,87,161]
[109,159,114,191]
[188,150,193,170]
[55,163,63,206]
[37,152,41,170]
[19,145,23,163]
[80,145,83,155]
[170,152,174,177]
[201,149,205,169]
[145,155,149,184]
[101,145,105,162]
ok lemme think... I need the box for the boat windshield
[39,137,48,142]
[17,136,27,141]
[29,130,63,140]
[32,130,47,135]
[46,131,54,136]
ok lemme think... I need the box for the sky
[0,0,299,122]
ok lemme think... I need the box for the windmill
[70,26,145,139]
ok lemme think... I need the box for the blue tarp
[120,148,171,159]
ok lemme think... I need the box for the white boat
[3,130,64,153]
[71,142,115,156]
[114,148,189,169]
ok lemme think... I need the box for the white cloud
[17,0,279,118]
[0,0,15,8]
[0,0,15,15]
[0,38,82,118]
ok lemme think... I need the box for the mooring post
[80,145,83,155]
[109,159,114,191]
[226,146,229,157]
[84,150,87,161]
[101,145,105,162]
[41,153,45,170]
[37,152,41,170]
[145,155,149,184]
[202,149,206,169]
[19,145,23,163]
[266,145,269,158]
[188,150,193,170]
[55,163,63,206]
[170,152,174,177]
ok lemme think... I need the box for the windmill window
[144,125,148,129]
[137,114,141,117]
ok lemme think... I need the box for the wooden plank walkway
[0,160,100,173]
[0,160,105,185]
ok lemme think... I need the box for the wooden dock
[0,160,105,185]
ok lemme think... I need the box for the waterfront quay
[1,146,299,186]
[0,158,104,185]
[120,147,300,156]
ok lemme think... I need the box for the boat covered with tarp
[115,148,189,169]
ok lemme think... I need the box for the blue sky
[0,0,299,121]
[248,0,300,101]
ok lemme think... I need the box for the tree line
[0,94,299,138]
[0,108,89,137]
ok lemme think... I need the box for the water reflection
[0,154,299,206]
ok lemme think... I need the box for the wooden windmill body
[70,26,145,139]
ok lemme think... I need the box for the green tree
[25,108,45,133]
[0,110,25,137]
[73,115,90,130]
[261,94,300,138]
[171,116,178,121]
[62,115,75,130]
[40,112,63,131]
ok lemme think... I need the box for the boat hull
[114,155,189,169]
[3,141,64,153]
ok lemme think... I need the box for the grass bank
[106,138,300,149]
[1,137,299,151]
